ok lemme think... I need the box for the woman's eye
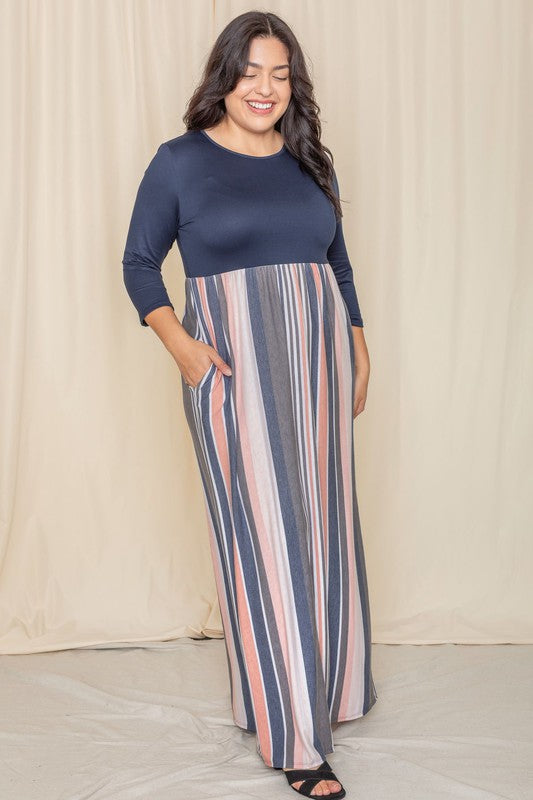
[243,75,288,81]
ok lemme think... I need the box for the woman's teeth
[246,101,274,113]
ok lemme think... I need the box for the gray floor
[1,639,531,799]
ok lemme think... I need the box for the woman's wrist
[352,326,370,373]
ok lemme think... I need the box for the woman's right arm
[122,143,179,329]
[121,143,230,385]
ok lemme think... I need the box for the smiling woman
[203,46,292,155]
[121,9,375,797]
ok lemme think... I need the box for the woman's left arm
[327,169,370,417]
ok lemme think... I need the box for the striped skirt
[180,261,377,769]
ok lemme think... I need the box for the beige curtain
[1,0,531,654]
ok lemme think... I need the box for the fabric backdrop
[1,0,531,654]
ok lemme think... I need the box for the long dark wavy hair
[182,10,344,221]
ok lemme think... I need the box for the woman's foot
[282,763,343,796]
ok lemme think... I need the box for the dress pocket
[188,361,217,394]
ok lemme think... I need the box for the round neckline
[199,128,286,159]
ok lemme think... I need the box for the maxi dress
[122,128,378,769]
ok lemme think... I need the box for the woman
[122,10,377,798]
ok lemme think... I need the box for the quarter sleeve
[327,169,364,327]
[122,143,179,326]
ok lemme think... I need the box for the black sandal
[282,759,346,798]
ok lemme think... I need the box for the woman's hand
[352,326,370,419]
[140,307,232,387]
[175,338,232,388]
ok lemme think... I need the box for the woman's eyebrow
[246,61,289,70]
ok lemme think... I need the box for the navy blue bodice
[122,129,363,327]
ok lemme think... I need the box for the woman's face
[224,36,291,134]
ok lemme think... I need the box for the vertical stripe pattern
[180,261,377,769]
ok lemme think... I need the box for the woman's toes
[282,767,342,797]
[311,778,342,795]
